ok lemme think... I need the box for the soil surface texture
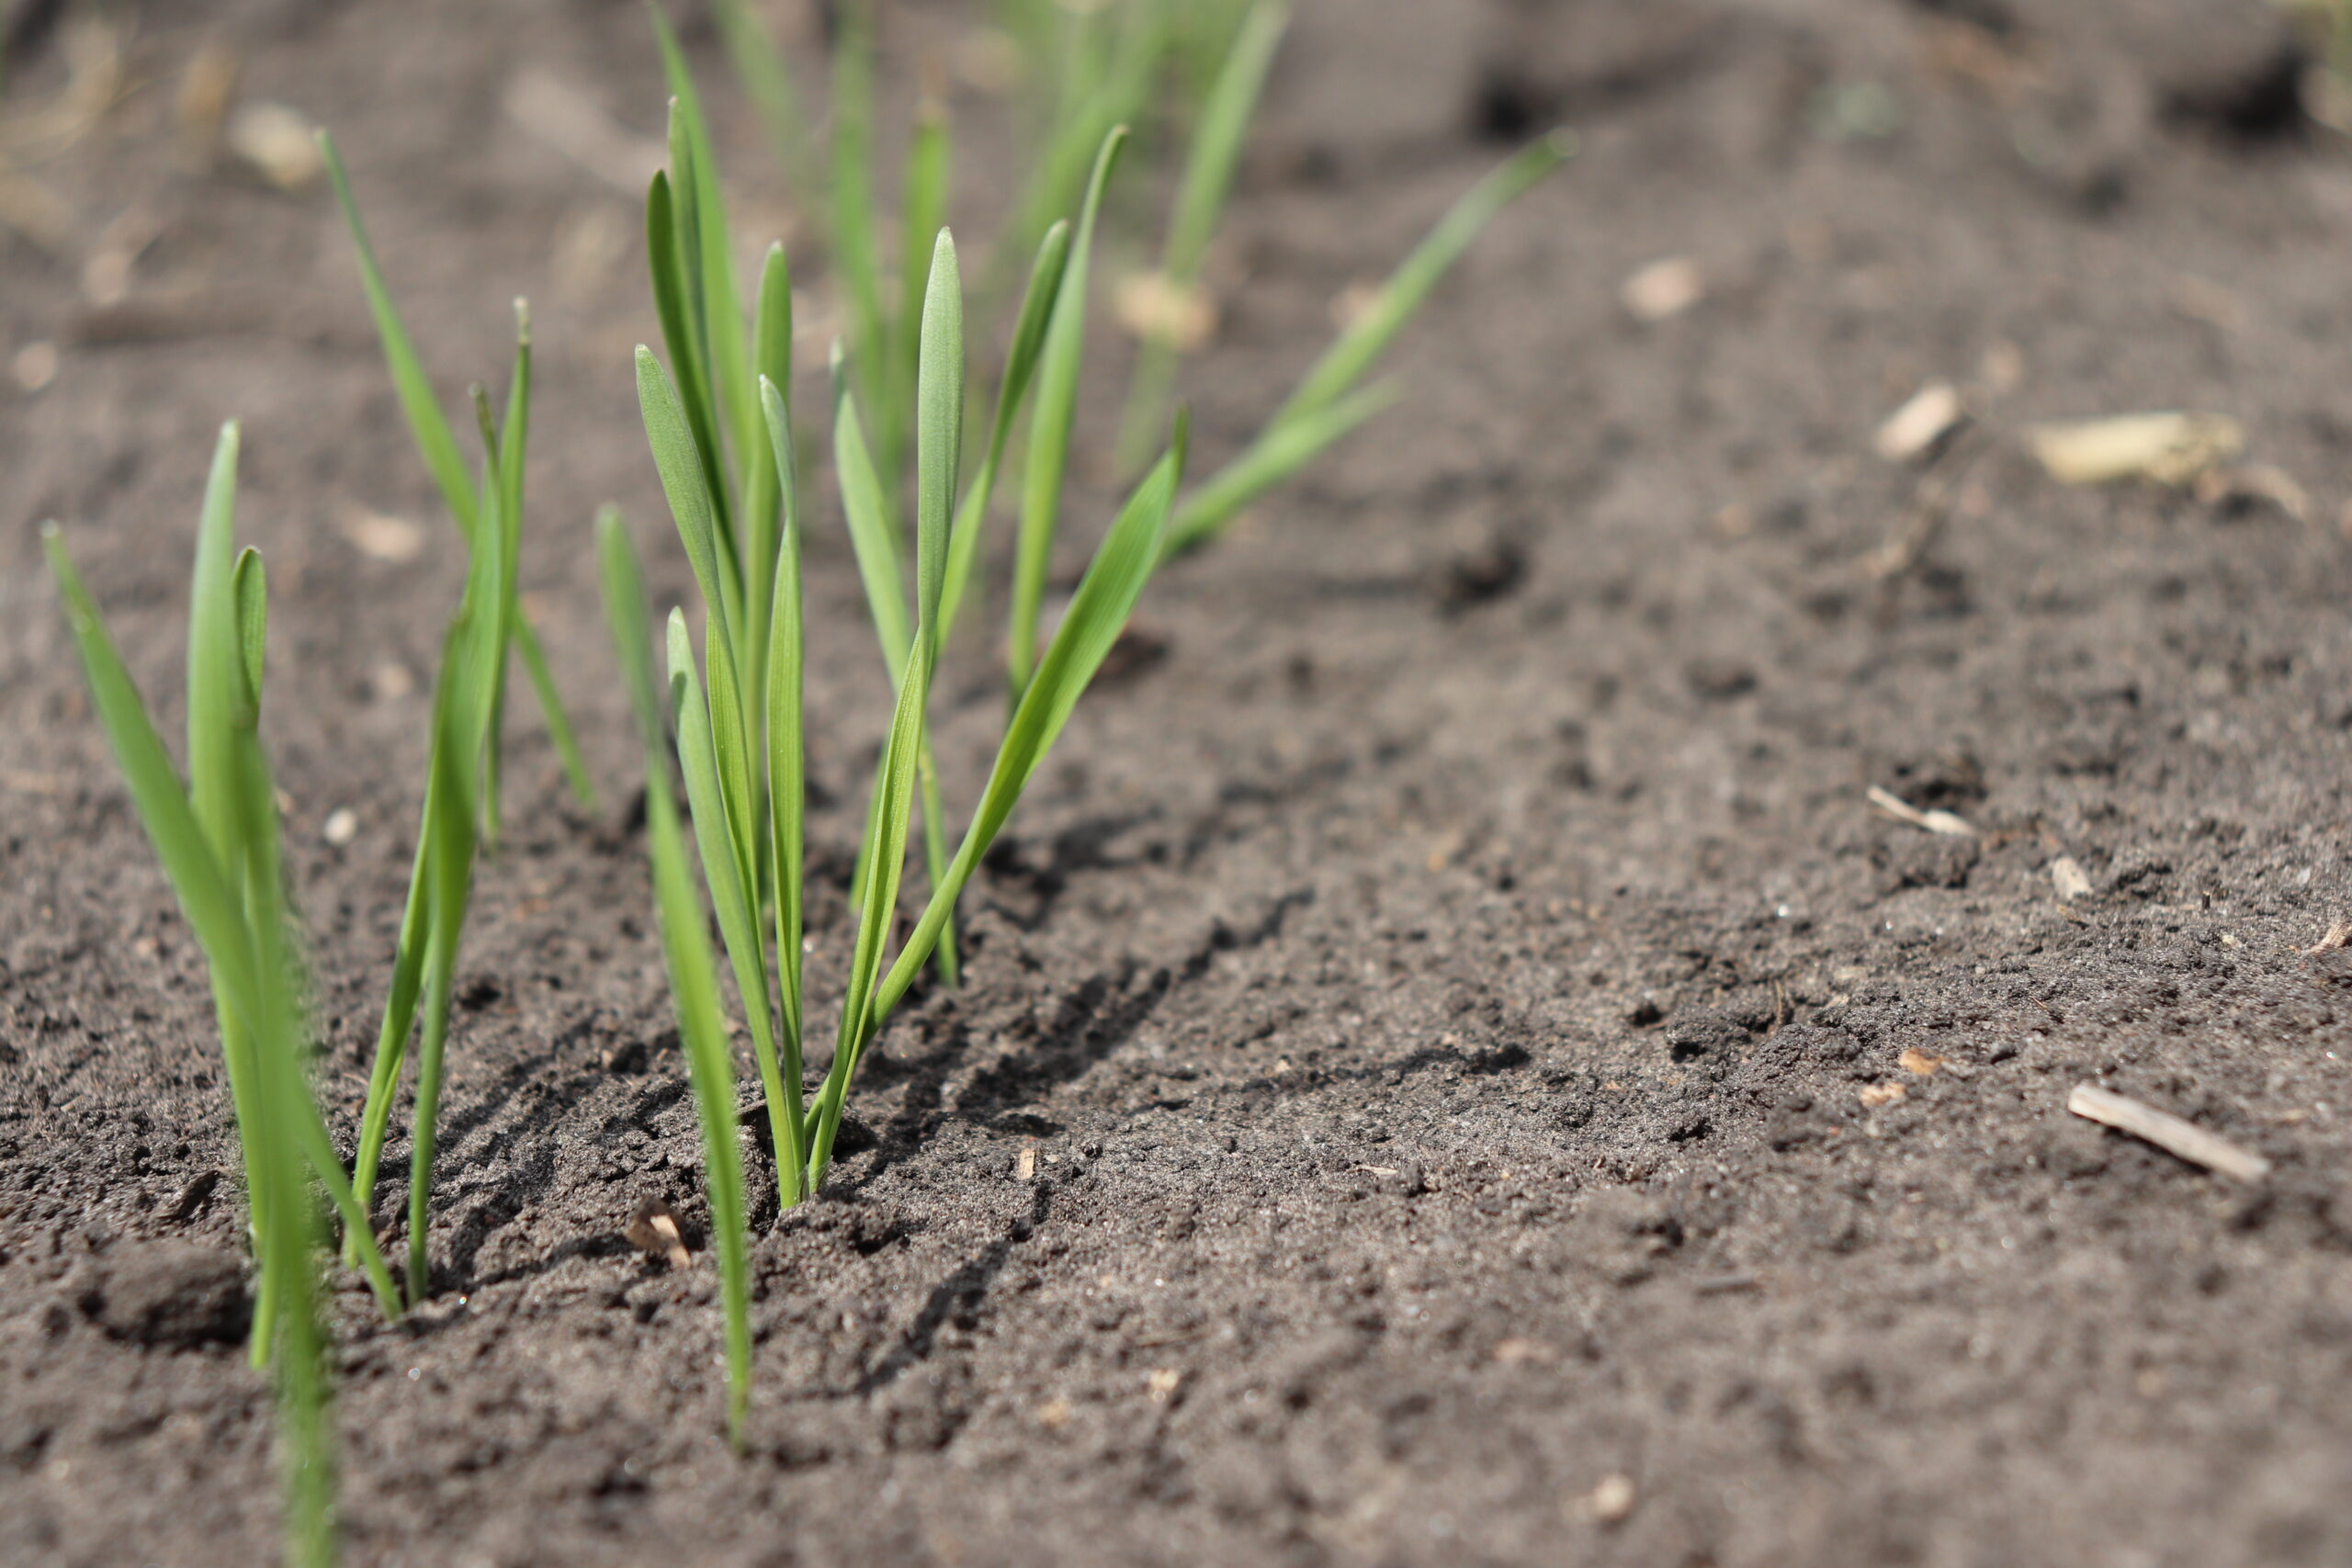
[6,1,2352,1564]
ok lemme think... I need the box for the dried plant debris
[1619,254,1705,321]
[1875,379,1966,464]
[624,1198,693,1270]
[2305,919,2352,985]
[2190,462,2311,525]
[1867,784,1974,837]
[2065,1084,2271,1184]
[2025,412,2244,487]
[2050,855,2093,902]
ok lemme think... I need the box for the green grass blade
[642,726,753,1446]
[1272,130,1571,430]
[647,175,743,627]
[831,1,892,480]
[481,304,532,846]
[998,6,1167,294]
[874,420,1187,1029]
[1161,0,1286,281]
[891,106,952,469]
[942,220,1069,646]
[347,825,430,1262]
[1164,378,1399,554]
[187,422,248,873]
[319,131,477,544]
[597,507,666,755]
[1116,0,1288,469]
[324,145,591,811]
[403,639,477,1305]
[913,230,964,670]
[833,374,911,680]
[232,548,267,709]
[1011,126,1127,702]
[639,347,763,1028]
[911,229,964,986]
[514,622,596,808]
[654,11,759,522]
[741,246,793,708]
[665,610,793,1218]
[709,0,819,201]
[758,378,808,1198]
[806,626,933,1190]
[184,423,273,1352]
[638,345,748,687]
[401,404,509,1303]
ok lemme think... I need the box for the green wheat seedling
[318,134,590,1301]
[602,107,1185,1437]
[43,424,423,1568]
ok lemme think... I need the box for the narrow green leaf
[319,132,476,543]
[910,228,967,987]
[942,220,1069,646]
[758,377,808,1199]
[596,507,666,756]
[638,345,746,685]
[831,1,891,478]
[515,621,597,809]
[890,105,952,468]
[806,625,933,1188]
[875,421,1187,1027]
[231,548,267,713]
[832,373,911,680]
[913,229,964,670]
[1116,0,1288,468]
[646,175,743,626]
[666,610,792,1219]
[639,349,762,1036]
[481,303,531,844]
[709,0,819,201]
[741,246,793,737]
[1273,129,1572,430]
[654,12,759,519]
[1011,126,1127,702]
[642,725,753,1446]
[1164,378,1399,554]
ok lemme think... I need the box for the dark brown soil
[7,1,2352,1563]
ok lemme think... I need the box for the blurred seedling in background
[691,0,1569,538]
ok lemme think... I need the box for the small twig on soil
[2066,1083,2271,1184]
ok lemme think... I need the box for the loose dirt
[5,2,2351,1564]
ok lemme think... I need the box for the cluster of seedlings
[41,3,1565,1561]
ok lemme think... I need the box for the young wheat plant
[601,90,1186,1438]
[41,416,514,1564]
[320,134,589,1302]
